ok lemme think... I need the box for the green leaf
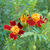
[33,26,40,33]
[21,32,34,37]
[34,33,37,42]
[38,34,41,42]
[41,35,47,41]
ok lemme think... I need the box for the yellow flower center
[20,14,28,23]
[11,26,20,35]
[31,13,40,22]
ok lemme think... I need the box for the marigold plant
[4,13,48,40]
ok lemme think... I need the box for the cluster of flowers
[4,13,48,40]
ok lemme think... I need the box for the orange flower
[31,13,40,23]
[20,14,29,23]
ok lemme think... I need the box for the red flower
[4,21,24,40]
[27,16,48,28]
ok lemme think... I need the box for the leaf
[21,32,34,37]
[41,35,47,41]
[38,34,41,42]
[33,26,39,33]
[34,33,37,42]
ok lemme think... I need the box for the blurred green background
[0,0,50,50]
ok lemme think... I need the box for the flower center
[31,13,40,22]
[11,26,20,35]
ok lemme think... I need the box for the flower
[20,14,29,23]
[31,13,40,22]
[4,21,24,40]
[27,13,48,28]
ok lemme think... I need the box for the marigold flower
[27,14,48,28]
[20,14,29,23]
[4,21,24,40]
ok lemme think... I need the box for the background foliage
[0,0,50,50]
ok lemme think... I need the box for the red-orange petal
[9,21,16,26]
[37,21,41,28]
[17,22,23,29]
[4,25,11,30]
[45,18,48,21]
[40,19,44,24]
[9,33,17,40]
[13,35,17,40]
[40,16,42,19]
[9,33,14,39]
[18,30,25,36]
[27,19,35,26]
[18,18,20,20]
[27,14,29,16]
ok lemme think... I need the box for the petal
[18,30,25,36]
[45,18,48,21]
[9,33,14,39]
[39,18,44,24]
[9,21,16,26]
[9,33,17,40]
[17,22,23,29]
[27,14,29,16]
[4,25,11,30]
[37,21,41,28]
[27,19,35,26]
[40,16,42,19]
[29,17,31,18]
[18,18,20,20]
[13,35,17,40]
[40,19,44,24]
